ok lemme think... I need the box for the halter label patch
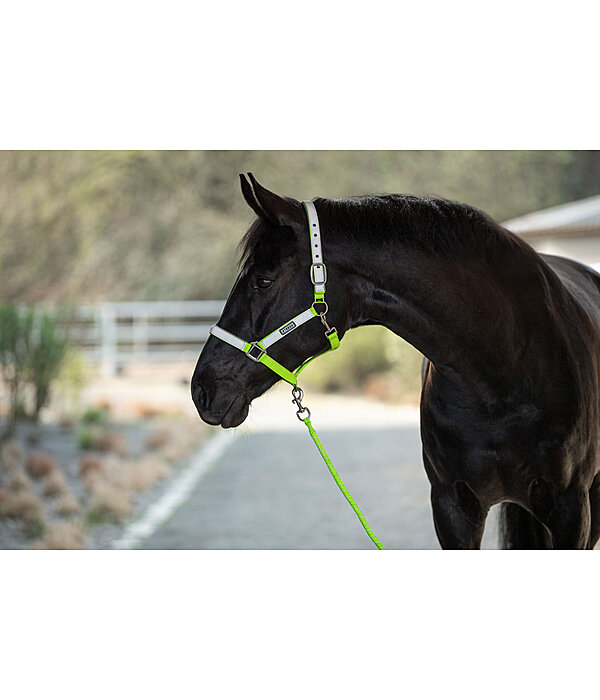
[279,321,297,336]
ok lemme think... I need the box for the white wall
[530,236,600,266]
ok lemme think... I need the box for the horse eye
[255,277,273,290]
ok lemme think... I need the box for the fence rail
[70,300,225,375]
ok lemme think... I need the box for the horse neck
[327,208,572,403]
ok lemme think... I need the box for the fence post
[100,304,117,376]
[133,309,149,359]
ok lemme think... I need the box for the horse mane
[316,194,525,259]
[239,193,524,269]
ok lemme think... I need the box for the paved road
[142,425,500,549]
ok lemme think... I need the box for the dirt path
[133,386,500,549]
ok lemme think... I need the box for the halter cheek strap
[208,200,340,385]
[305,200,326,301]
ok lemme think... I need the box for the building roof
[502,194,600,240]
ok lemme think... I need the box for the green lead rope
[302,416,386,550]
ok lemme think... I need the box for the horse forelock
[237,216,298,272]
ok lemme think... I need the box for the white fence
[70,261,600,376]
[71,300,225,375]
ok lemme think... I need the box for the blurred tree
[0,151,598,302]
[25,309,69,422]
[0,303,69,436]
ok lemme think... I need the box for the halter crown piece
[209,201,340,385]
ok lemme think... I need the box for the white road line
[111,430,239,549]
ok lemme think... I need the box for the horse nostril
[193,385,209,412]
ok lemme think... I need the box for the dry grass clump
[8,469,33,493]
[30,520,85,549]
[92,430,129,456]
[0,444,85,541]
[144,427,171,451]
[95,455,170,493]
[87,483,132,522]
[160,442,189,463]
[42,469,68,498]
[0,458,46,538]
[80,454,103,478]
[0,488,10,512]
[53,493,81,517]
[82,453,170,492]
[128,400,161,419]
[0,442,33,494]
[0,489,44,526]
[1,441,25,472]
[159,421,207,463]
[81,452,170,523]
[58,416,76,429]
[121,457,170,492]
[79,455,107,494]
[25,452,58,479]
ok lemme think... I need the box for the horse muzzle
[191,378,249,428]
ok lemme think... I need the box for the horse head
[191,174,347,428]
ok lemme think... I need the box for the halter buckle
[246,342,265,362]
[310,263,327,285]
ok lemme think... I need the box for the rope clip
[291,385,311,421]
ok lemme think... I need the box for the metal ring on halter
[312,300,329,315]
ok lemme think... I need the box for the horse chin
[219,395,250,429]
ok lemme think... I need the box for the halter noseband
[209,201,341,386]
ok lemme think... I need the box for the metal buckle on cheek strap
[246,342,265,362]
[310,263,327,285]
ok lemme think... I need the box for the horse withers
[192,173,600,549]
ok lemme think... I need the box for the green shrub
[85,509,108,525]
[301,325,423,401]
[80,406,109,424]
[25,310,69,422]
[0,303,34,438]
[24,519,45,540]
[55,348,92,418]
[0,304,71,435]
[77,427,95,450]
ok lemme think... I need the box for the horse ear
[239,173,304,229]
[239,174,265,218]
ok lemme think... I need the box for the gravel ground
[136,386,499,550]
[141,425,500,549]
[0,418,209,550]
[83,452,201,549]
[1,378,503,550]
[0,363,209,549]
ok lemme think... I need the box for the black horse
[192,173,600,549]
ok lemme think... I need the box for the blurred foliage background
[2,150,599,403]
[301,326,424,402]
[2,150,600,303]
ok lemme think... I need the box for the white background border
[2,1,599,698]
[1,1,599,149]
